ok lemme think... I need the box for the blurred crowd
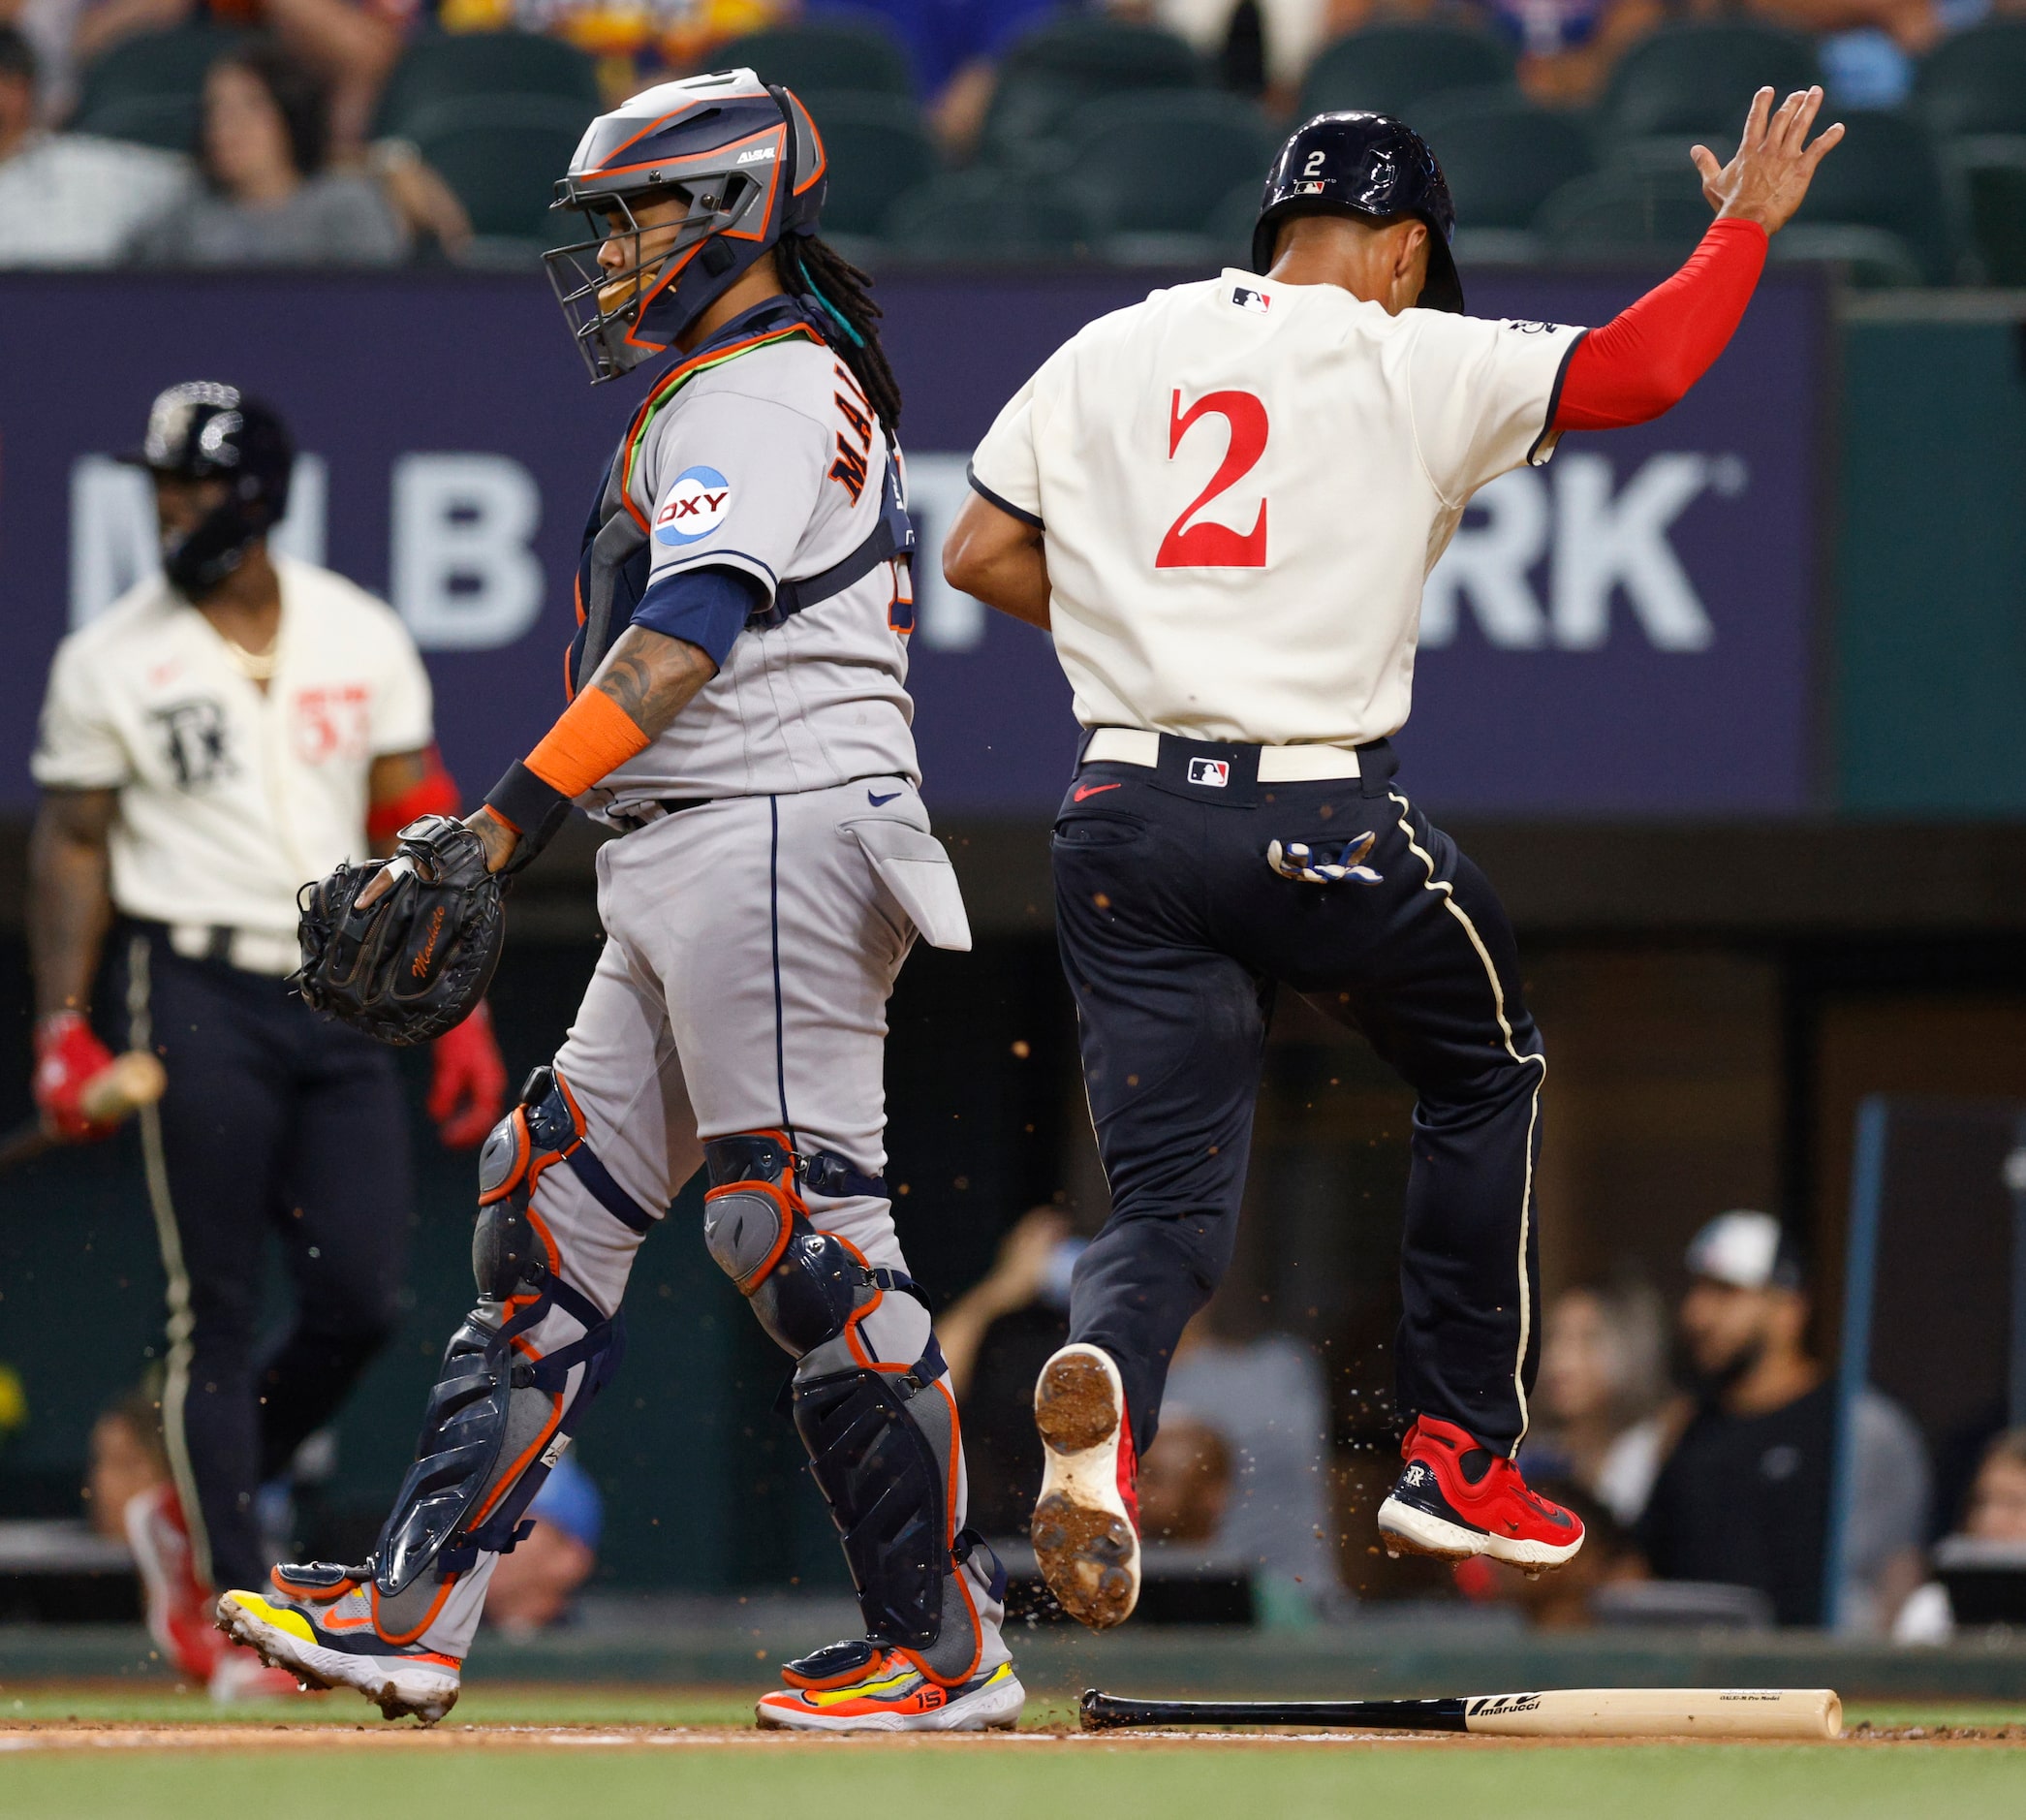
[1,0,2022,273]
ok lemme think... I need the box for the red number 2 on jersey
[1155,389,1268,569]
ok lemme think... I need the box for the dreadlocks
[777,235,903,436]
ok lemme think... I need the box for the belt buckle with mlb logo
[1187,757,1231,789]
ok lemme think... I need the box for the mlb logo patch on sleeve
[1231,286,1271,314]
[655,466,733,545]
[1187,757,1231,788]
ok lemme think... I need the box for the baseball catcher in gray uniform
[214,70,1021,1733]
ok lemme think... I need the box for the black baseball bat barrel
[1080,1689,1471,1732]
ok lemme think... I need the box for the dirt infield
[3,1719,2023,1751]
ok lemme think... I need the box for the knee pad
[370,1066,637,1603]
[704,1130,986,1672]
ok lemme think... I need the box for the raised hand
[1692,86,1845,235]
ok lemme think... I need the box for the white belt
[167,923,300,978]
[1082,727,1363,782]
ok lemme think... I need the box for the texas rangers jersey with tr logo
[967,268,1580,750]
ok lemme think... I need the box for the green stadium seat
[1945,136,2026,285]
[1789,110,1952,283]
[71,92,201,154]
[406,94,598,247]
[1063,91,1276,237]
[802,94,939,238]
[1295,24,1516,122]
[980,18,1205,165]
[1915,20,2026,139]
[1417,90,1596,232]
[1207,178,1264,267]
[374,31,601,140]
[1596,22,1819,146]
[715,20,915,97]
[882,168,1095,263]
[73,22,241,144]
[1770,223,1926,289]
[1535,158,1714,266]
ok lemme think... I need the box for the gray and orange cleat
[1030,1342,1140,1629]
[215,1567,462,1724]
[756,1643,1024,1733]
[1377,1416,1585,1573]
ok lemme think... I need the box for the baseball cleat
[1377,1415,1584,1572]
[1030,1342,1139,1629]
[122,1483,225,1683]
[756,1653,1024,1732]
[215,1580,461,1723]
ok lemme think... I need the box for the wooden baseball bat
[1079,1686,1843,1740]
[0,1050,169,1176]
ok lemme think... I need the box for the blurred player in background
[28,381,506,1698]
[948,88,1843,1628]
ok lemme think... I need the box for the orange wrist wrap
[523,689,652,800]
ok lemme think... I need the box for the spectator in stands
[1639,1210,1929,1631]
[1469,0,1664,108]
[128,37,407,265]
[3,0,92,119]
[74,0,399,159]
[1892,1428,2026,1641]
[1528,1278,1675,1524]
[1136,1410,1233,1543]
[483,1452,603,1635]
[0,23,197,264]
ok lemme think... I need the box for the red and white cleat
[123,1483,225,1684]
[1377,1416,1585,1573]
[1029,1342,1140,1629]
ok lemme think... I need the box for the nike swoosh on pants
[1073,783,1123,801]
[867,790,902,806]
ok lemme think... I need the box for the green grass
[2,1742,2025,1820]
[0,1691,2020,1820]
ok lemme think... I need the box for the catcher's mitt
[294,814,505,1048]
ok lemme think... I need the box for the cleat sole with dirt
[1031,1345,1139,1630]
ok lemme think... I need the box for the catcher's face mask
[543,69,827,384]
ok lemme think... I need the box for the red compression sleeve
[366,743,459,842]
[1553,219,1769,432]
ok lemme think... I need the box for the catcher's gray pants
[411,777,1006,1671]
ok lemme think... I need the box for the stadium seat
[1207,178,1264,266]
[406,94,599,248]
[1947,137,2026,285]
[882,168,1095,263]
[802,94,939,239]
[72,22,241,147]
[1915,19,2026,139]
[1295,24,1516,122]
[1788,110,1952,283]
[1417,90,1597,232]
[1596,22,1819,146]
[715,20,915,98]
[1062,91,1276,238]
[1534,159,1714,266]
[1770,223,1925,289]
[374,31,601,140]
[980,18,1206,166]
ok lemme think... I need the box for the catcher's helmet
[545,69,827,384]
[1252,111,1463,313]
[118,381,294,599]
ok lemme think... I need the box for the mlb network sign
[0,267,1823,817]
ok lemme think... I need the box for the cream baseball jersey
[967,269,1582,748]
[33,556,433,935]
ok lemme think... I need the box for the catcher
[216,71,1021,1733]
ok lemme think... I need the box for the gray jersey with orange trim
[577,305,919,816]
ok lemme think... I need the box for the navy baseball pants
[106,924,412,1595]
[1052,737,1545,1459]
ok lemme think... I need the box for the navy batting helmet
[1252,111,1463,313]
[119,381,294,599]
[545,69,827,384]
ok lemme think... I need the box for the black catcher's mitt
[293,814,505,1048]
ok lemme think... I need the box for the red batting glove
[429,999,507,1149]
[33,1012,120,1143]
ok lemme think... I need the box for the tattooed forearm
[591,625,719,738]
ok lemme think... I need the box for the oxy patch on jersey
[655,465,734,545]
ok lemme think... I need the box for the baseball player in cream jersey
[946,96,1842,1627]
[218,73,1021,1733]
[28,383,507,1697]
